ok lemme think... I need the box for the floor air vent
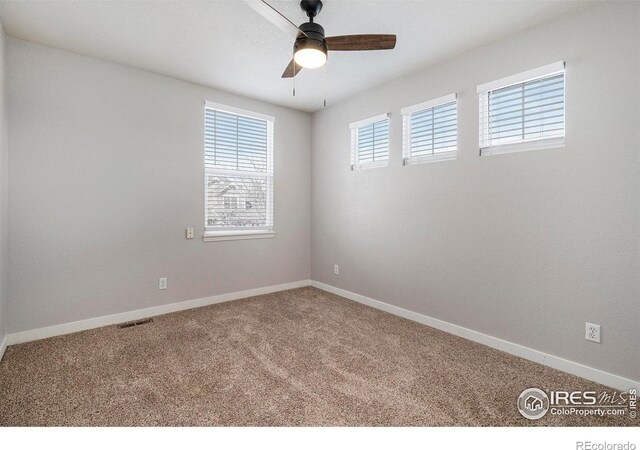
[117,318,154,329]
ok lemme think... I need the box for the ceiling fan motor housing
[294,22,328,59]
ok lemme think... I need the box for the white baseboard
[6,280,311,346]
[0,336,6,362]
[6,278,637,392]
[310,280,639,392]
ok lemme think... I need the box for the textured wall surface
[7,38,311,333]
[0,24,7,346]
[311,3,640,380]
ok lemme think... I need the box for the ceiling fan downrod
[300,0,323,22]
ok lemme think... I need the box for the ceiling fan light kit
[293,22,328,69]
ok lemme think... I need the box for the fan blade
[243,0,306,39]
[282,59,303,78]
[325,34,396,51]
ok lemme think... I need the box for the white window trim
[480,136,565,156]
[400,93,457,116]
[402,93,457,166]
[350,112,390,171]
[476,61,565,94]
[478,61,565,156]
[349,113,389,130]
[204,101,275,123]
[403,150,457,165]
[203,101,275,241]
[203,230,276,242]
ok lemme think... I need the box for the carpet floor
[0,287,634,426]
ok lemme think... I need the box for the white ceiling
[0,0,590,112]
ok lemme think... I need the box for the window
[350,113,389,170]
[478,61,565,155]
[204,102,274,241]
[402,93,457,165]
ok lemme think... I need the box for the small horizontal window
[402,93,457,165]
[350,113,390,170]
[478,61,565,155]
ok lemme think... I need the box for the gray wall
[311,3,640,380]
[0,23,7,345]
[7,38,311,333]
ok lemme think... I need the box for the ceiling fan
[244,0,397,78]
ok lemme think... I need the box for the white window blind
[350,113,390,170]
[204,102,274,235]
[402,93,457,165]
[478,61,565,155]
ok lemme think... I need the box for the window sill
[403,151,457,166]
[480,137,565,156]
[203,231,276,242]
[351,160,389,171]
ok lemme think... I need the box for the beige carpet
[0,287,634,426]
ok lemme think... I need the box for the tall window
[204,102,274,240]
[350,113,389,170]
[402,93,457,165]
[478,61,565,155]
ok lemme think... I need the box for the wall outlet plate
[159,277,167,290]
[585,322,600,343]
[186,227,194,239]
[334,265,339,275]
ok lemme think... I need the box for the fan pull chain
[323,65,327,107]
[292,48,296,97]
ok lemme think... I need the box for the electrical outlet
[158,277,167,290]
[585,323,600,343]
[334,265,339,275]
[186,227,194,239]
